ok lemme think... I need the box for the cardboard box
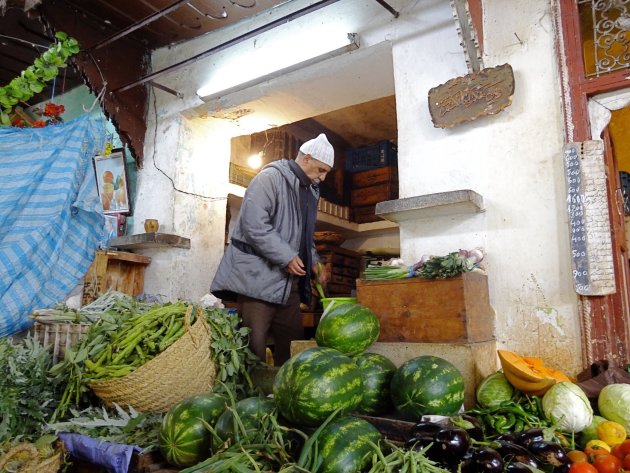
[356,272,494,343]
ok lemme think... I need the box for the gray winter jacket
[210,159,320,305]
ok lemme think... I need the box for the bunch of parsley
[0,336,60,443]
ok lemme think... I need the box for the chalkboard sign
[563,142,615,296]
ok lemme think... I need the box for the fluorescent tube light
[197,33,360,102]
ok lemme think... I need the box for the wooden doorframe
[557,0,630,367]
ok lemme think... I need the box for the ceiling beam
[84,0,191,51]
[113,0,342,94]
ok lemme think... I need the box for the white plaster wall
[394,0,581,372]
[135,0,582,374]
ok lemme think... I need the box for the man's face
[303,155,332,184]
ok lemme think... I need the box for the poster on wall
[93,149,131,215]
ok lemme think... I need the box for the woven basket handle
[184,305,205,348]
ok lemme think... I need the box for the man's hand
[286,256,306,276]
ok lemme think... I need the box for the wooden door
[558,0,630,366]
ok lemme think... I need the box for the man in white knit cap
[211,133,334,365]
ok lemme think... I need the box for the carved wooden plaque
[428,63,515,128]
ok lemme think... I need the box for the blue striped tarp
[0,114,108,337]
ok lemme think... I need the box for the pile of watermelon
[157,302,467,472]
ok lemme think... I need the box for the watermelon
[390,355,465,420]
[316,416,382,473]
[159,392,228,467]
[315,303,380,356]
[273,347,363,427]
[355,353,396,415]
[212,395,276,451]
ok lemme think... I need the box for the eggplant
[409,421,443,438]
[495,440,541,470]
[404,435,434,451]
[517,428,545,447]
[457,450,476,473]
[527,440,568,467]
[505,462,536,473]
[405,435,438,458]
[450,414,485,441]
[473,447,504,473]
[434,427,471,463]
[496,432,519,444]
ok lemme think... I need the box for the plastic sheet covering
[0,114,107,337]
[58,432,141,473]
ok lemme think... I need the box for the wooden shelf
[375,189,484,223]
[108,232,191,250]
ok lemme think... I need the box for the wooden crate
[351,165,398,189]
[351,205,384,224]
[81,250,151,305]
[356,272,494,343]
[351,182,398,206]
[30,322,90,363]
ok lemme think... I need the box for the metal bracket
[450,0,483,73]
[149,81,183,98]
[374,0,399,18]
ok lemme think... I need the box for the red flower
[44,102,65,117]
[33,120,46,128]
[11,116,25,127]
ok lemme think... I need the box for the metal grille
[579,0,630,77]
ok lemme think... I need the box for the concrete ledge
[375,189,484,223]
[291,339,498,409]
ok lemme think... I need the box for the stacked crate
[317,245,361,296]
[346,141,398,223]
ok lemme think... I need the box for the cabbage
[542,382,593,433]
[598,383,630,432]
[476,371,514,408]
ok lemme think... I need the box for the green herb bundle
[46,404,162,450]
[206,308,258,397]
[415,249,484,279]
[0,336,59,443]
[363,265,413,280]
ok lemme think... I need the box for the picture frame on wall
[93,148,131,215]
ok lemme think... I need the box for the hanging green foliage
[0,31,80,126]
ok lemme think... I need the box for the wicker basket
[30,322,91,363]
[89,310,216,412]
[37,451,63,473]
[0,444,63,473]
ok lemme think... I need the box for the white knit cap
[299,133,334,168]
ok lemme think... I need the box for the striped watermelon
[273,347,363,427]
[212,396,276,451]
[317,416,382,473]
[355,353,396,415]
[315,303,380,356]
[158,392,228,467]
[390,355,465,420]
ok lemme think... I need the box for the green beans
[366,440,451,473]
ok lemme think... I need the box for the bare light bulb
[247,152,263,169]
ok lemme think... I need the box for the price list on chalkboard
[564,145,589,294]
[563,141,615,296]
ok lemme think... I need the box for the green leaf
[29,81,44,93]
[55,31,68,41]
